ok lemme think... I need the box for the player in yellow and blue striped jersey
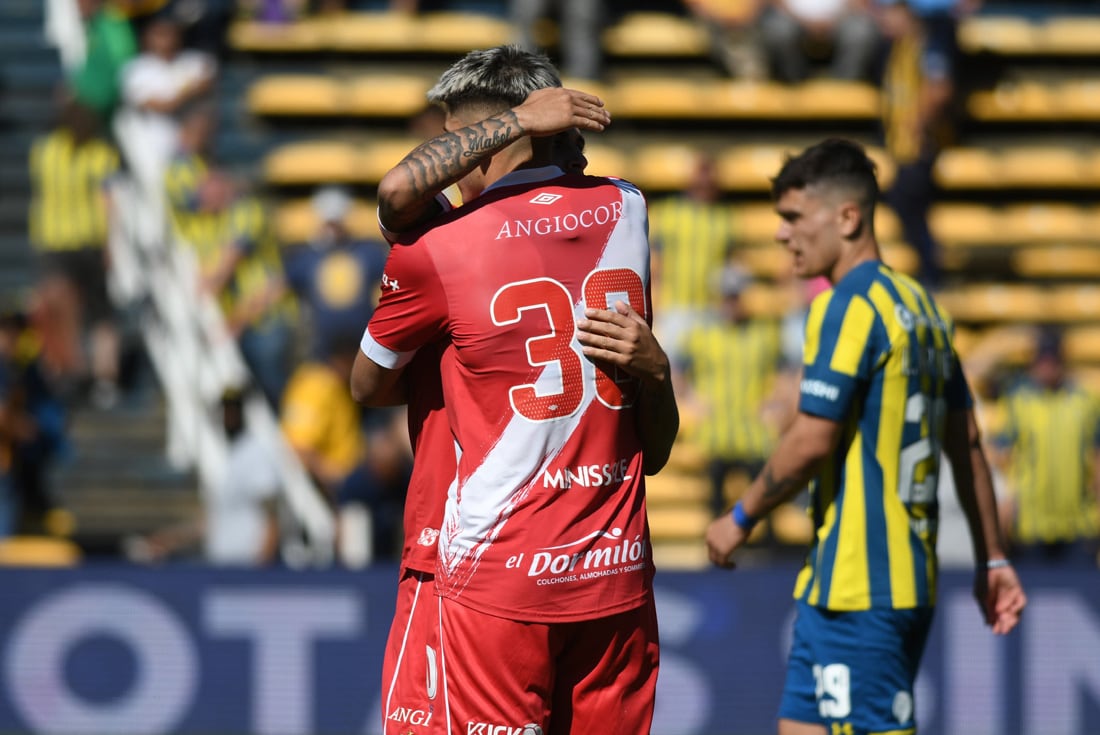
[705,139,1026,735]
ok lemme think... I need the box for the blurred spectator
[675,266,783,518]
[128,386,282,565]
[237,0,309,23]
[284,187,388,360]
[511,0,603,81]
[993,329,1100,568]
[165,104,296,406]
[119,16,217,186]
[649,153,735,362]
[876,0,956,286]
[759,0,879,83]
[280,339,409,562]
[28,100,122,407]
[69,0,138,117]
[0,310,69,537]
[686,0,768,79]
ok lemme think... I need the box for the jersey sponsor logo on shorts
[387,705,433,726]
[466,723,542,735]
[801,379,840,402]
[529,192,562,205]
[494,201,623,240]
[541,458,632,489]
[417,527,440,547]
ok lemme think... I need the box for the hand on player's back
[513,87,610,136]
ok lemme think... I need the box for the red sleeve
[360,239,448,369]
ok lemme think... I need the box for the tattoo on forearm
[762,467,801,504]
[391,111,525,204]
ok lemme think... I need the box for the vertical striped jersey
[680,318,781,461]
[648,197,734,311]
[794,260,971,611]
[29,130,119,251]
[998,380,1100,544]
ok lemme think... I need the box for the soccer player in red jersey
[354,46,678,735]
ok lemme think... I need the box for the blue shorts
[779,601,934,735]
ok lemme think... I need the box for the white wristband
[986,558,1012,570]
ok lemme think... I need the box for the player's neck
[829,238,881,284]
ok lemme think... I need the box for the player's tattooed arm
[740,413,844,519]
[377,87,610,234]
[377,112,526,233]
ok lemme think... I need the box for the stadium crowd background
[0,0,1098,575]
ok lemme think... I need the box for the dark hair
[771,139,879,218]
[428,45,561,113]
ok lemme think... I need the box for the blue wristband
[731,501,758,532]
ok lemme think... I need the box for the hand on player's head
[513,87,610,137]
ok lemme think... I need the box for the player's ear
[836,199,863,239]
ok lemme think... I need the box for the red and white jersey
[363,166,654,623]
[400,341,453,574]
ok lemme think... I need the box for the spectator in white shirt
[118,16,216,185]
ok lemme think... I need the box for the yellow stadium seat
[327,12,419,51]
[627,144,699,190]
[602,12,710,57]
[645,472,711,505]
[740,283,800,318]
[1011,247,1100,279]
[934,147,999,189]
[274,198,380,243]
[967,82,1055,121]
[935,285,1046,323]
[652,542,709,570]
[734,203,779,243]
[874,206,902,242]
[247,75,344,116]
[771,503,814,546]
[1057,79,1100,120]
[348,75,433,117]
[1036,16,1100,55]
[577,143,629,179]
[882,243,919,275]
[648,505,712,542]
[716,145,795,191]
[957,16,1037,54]
[929,203,1002,247]
[264,141,361,184]
[707,80,790,118]
[228,19,324,52]
[1001,203,1088,244]
[1074,367,1100,395]
[607,77,703,118]
[1064,326,1100,364]
[793,80,881,119]
[0,536,81,567]
[358,137,424,183]
[735,246,791,280]
[1046,286,1100,322]
[417,12,513,52]
[1000,146,1087,188]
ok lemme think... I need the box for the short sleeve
[799,290,880,421]
[361,239,448,369]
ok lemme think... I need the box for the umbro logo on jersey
[529,192,562,205]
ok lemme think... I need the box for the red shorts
[436,595,659,735]
[382,569,441,734]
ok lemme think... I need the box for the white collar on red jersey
[482,165,565,195]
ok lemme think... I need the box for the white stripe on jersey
[438,178,650,593]
[361,328,416,369]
